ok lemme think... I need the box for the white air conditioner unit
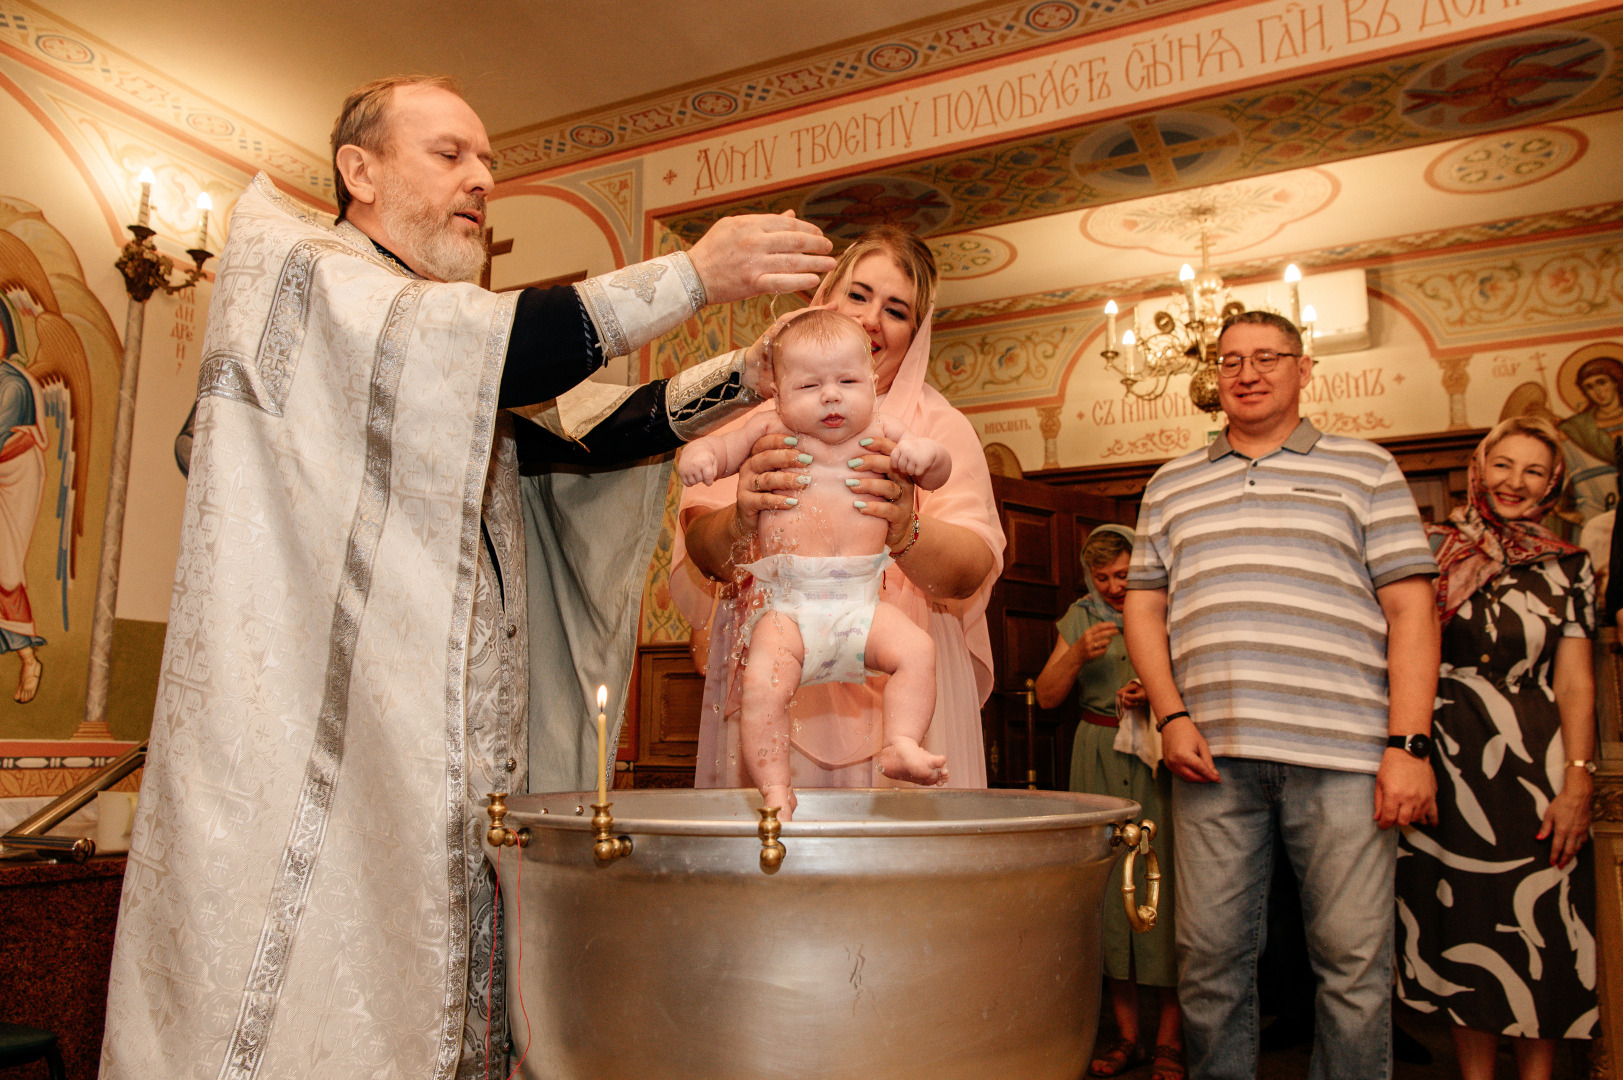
[1224,267,1370,355]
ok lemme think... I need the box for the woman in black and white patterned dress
[1396,416,1598,1080]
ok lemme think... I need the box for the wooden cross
[480,226,514,290]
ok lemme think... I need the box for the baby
[679,309,953,819]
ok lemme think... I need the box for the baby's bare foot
[878,739,949,787]
[761,783,798,822]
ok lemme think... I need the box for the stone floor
[1091,997,1592,1079]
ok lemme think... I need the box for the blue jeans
[1173,758,1396,1080]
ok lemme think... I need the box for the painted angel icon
[0,282,92,703]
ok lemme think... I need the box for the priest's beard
[375,172,487,284]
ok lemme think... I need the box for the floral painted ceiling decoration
[1080,169,1338,257]
[1424,126,1588,194]
[930,233,1018,279]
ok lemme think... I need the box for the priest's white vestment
[100,174,708,1080]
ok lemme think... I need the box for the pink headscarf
[670,285,1004,786]
[1428,429,1580,624]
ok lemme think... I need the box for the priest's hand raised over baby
[687,211,835,304]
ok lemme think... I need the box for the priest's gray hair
[331,74,464,221]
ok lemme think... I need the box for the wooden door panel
[1002,609,1060,688]
[1003,505,1060,585]
[984,476,1123,790]
[634,644,705,767]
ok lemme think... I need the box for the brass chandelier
[1100,215,1314,417]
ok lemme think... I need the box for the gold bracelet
[890,512,921,558]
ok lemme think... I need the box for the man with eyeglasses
[1122,310,1441,1080]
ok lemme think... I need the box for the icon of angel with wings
[0,254,92,704]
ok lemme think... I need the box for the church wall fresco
[0,25,331,794]
[0,1,334,205]
[488,0,1221,175]
[644,8,1623,243]
[937,228,1623,467]
[6,0,1623,768]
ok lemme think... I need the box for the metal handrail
[1,741,146,861]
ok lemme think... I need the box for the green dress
[1057,599,1177,987]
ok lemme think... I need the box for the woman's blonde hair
[816,225,938,328]
[1482,414,1562,466]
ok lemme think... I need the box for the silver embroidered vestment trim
[666,349,762,442]
[572,251,705,364]
[216,279,427,1080]
[434,286,519,1080]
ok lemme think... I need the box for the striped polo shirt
[1128,420,1437,774]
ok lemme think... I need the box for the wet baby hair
[772,309,874,380]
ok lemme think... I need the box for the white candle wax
[136,168,154,228]
[596,684,608,805]
[196,192,212,248]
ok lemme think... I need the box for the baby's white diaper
[742,552,891,685]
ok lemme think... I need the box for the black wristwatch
[1388,733,1433,759]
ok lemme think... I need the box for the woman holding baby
[672,225,1006,793]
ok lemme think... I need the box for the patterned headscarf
[1429,427,1580,624]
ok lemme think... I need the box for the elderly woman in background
[1036,524,1182,1080]
[672,226,1004,791]
[1396,416,1598,1080]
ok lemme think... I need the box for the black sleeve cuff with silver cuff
[573,251,707,363]
[665,349,763,442]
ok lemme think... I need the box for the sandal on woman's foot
[1089,1038,1144,1078]
[1149,1043,1185,1080]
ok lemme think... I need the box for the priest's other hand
[688,211,835,305]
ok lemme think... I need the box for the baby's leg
[861,603,948,787]
[739,611,804,820]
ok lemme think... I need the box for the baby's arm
[678,414,779,486]
[875,415,953,491]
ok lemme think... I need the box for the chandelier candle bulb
[596,684,609,807]
[1301,304,1317,355]
[1179,264,1196,316]
[136,167,154,228]
[1104,299,1118,347]
[1121,328,1137,377]
[195,192,212,248]
[1284,264,1302,326]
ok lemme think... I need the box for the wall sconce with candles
[112,168,214,302]
[1099,224,1315,418]
[79,169,218,738]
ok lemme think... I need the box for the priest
[101,74,834,1080]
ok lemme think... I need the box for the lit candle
[195,192,212,248]
[136,167,154,228]
[1104,299,1118,349]
[1121,328,1137,378]
[1301,304,1317,355]
[1179,264,1196,315]
[1283,264,1302,327]
[595,684,608,806]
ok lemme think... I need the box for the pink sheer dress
[670,310,1004,790]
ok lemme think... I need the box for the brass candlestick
[591,802,632,863]
[114,225,211,302]
[757,806,785,873]
[485,792,528,849]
